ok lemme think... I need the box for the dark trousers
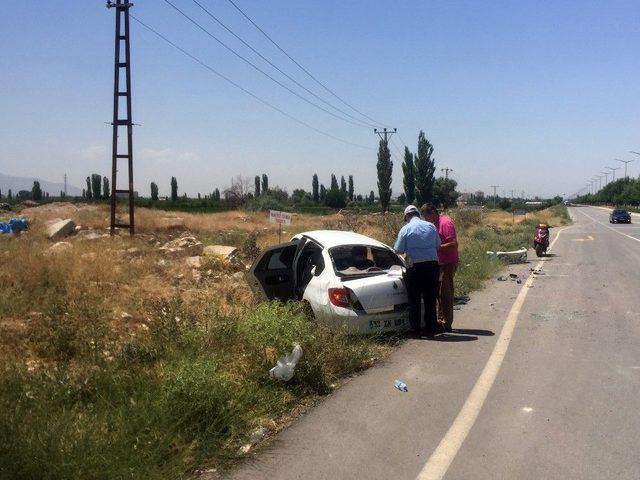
[404,261,440,335]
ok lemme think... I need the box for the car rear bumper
[320,308,410,334]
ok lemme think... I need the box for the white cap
[404,205,420,216]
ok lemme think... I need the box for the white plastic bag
[269,344,303,382]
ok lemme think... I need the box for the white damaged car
[247,230,409,334]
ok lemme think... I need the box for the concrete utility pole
[63,173,67,197]
[616,158,634,180]
[108,0,135,235]
[601,171,609,186]
[606,166,620,182]
[441,167,453,179]
[490,185,500,208]
[374,127,397,144]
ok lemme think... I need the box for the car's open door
[247,241,298,301]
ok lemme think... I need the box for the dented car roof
[298,230,391,249]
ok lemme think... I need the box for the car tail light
[328,287,351,308]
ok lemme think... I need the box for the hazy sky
[1,0,639,198]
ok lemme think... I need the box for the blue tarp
[0,217,28,234]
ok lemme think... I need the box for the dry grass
[0,202,570,478]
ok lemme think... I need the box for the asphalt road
[226,206,640,480]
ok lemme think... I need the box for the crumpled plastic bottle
[394,379,408,392]
[269,344,303,382]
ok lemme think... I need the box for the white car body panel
[249,230,410,334]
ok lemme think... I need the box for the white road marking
[577,209,640,244]
[415,227,569,480]
[572,235,594,242]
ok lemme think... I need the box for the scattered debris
[487,248,528,264]
[453,295,470,306]
[47,218,76,240]
[0,217,28,234]
[159,236,204,256]
[269,344,303,382]
[394,380,408,392]
[497,276,507,281]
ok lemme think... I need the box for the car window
[264,247,295,270]
[329,245,402,276]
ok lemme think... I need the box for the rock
[203,245,238,258]
[120,312,133,320]
[186,256,201,268]
[232,271,245,281]
[191,269,202,282]
[159,236,204,256]
[47,241,72,254]
[47,219,76,240]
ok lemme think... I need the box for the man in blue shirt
[394,205,441,337]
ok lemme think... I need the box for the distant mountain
[0,173,82,197]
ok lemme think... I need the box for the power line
[162,0,369,129]
[225,0,389,128]
[191,0,376,129]
[130,15,373,150]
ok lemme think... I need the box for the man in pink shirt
[421,203,459,333]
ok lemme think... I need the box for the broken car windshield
[329,245,402,276]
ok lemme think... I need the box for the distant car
[247,230,409,334]
[610,209,631,224]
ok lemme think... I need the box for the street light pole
[616,158,634,180]
[606,166,620,182]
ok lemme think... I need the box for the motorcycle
[534,223,549,257]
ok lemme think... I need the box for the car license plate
[369,318,404,329]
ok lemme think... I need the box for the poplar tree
[414,130,436,204]
[254,175,261,196]
[402,146,416,205]
[170,177,178,202]
[348,175,354,201]
[312,174,319,202]
[376,139,392,212]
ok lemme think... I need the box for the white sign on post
[269,210,292,225]
[269,210,292,243]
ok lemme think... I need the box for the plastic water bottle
[394,380,408,392]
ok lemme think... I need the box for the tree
[214,188,221,201]
[7,189,11,200]
[432,177,459,209]
[103,177,110,199]
[330,174,338,190]
[31,181,43,201]
[261,174,269,194]
[376,139,393,212]
[368,190,375,204]
[320,184,327,202]
[170,177,178,202]
[398,193,406,205]
[86,176,92,199]
[0,189,2,199]
[348,175,354,201]
[312,173,319,202]
[91,174,102,199]
[324,187,347,209]
[414,131,435,204]
[150,182,159,201]
[254,175,261,197]
[82,188,86,199]
[340,176,347,194]
[402,146,416,204]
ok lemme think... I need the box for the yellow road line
[416,226,569,480]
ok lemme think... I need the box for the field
[0,202,570,478]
